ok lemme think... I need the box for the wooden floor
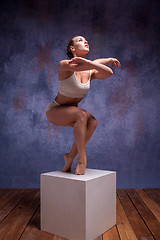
[0,188,160,240]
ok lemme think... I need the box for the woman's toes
[75,162,86,175]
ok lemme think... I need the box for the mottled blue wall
[0,0,160,188]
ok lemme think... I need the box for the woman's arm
[59,57,113,79]
[93,58,121,68]
[91,57,121,79]
[93,58,111,65]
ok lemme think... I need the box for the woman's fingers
[113,60,121,68]
[116,60,119,67]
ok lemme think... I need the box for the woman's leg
[46,105,88,174]
[71,115,97,157]
[72,112,88,174]
[62,114,97,172]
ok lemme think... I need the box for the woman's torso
[54,68,92,106]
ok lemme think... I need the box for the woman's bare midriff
[54,69,91,106]
[54,92,83,106]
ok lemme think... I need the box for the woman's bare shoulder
[59,59,74,80]
[59,59,69,63]
[59,59,70,70]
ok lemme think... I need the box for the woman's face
[71,36,89,56]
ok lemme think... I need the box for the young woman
[46,35,121,175]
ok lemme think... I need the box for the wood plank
[0,189,9,199]
[0,189,20,210]
[155,188,160,194]
[96,236,103,240]
[0,189,39,240]
[19,207,57,240]
[52,236,69,240]
[126,189,160,240]
[135,189,160,222]
[117,189,154,240]
[0,188,159,240]
[0,189,26,222]
[116,195,137,240]
[144,188,160,207]
[103,226,120,240]
[20,205,103,240]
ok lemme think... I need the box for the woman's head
[67,35,89,58]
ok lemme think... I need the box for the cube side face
[85,172,116,240]
[41,174,86,240]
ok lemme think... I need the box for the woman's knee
[88,116,97,129]
[76,110,88,123]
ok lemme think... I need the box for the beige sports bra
[58,70,92,98]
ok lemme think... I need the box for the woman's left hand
[108,58,121,68]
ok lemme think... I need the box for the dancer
[46,35,121,175]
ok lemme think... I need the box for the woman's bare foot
[75,156,87,175]
[61,153,74,172]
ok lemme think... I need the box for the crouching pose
[46,35,121,175]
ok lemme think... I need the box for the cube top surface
[41,168,115,181]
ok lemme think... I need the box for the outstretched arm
[93,58,121,68]
[91,57,121,79]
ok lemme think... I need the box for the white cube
[40,168,116,240]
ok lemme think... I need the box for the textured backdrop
[0,0,160,188]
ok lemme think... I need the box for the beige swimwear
[46,70,92,113]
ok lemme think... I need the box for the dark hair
[66,35,79,59]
